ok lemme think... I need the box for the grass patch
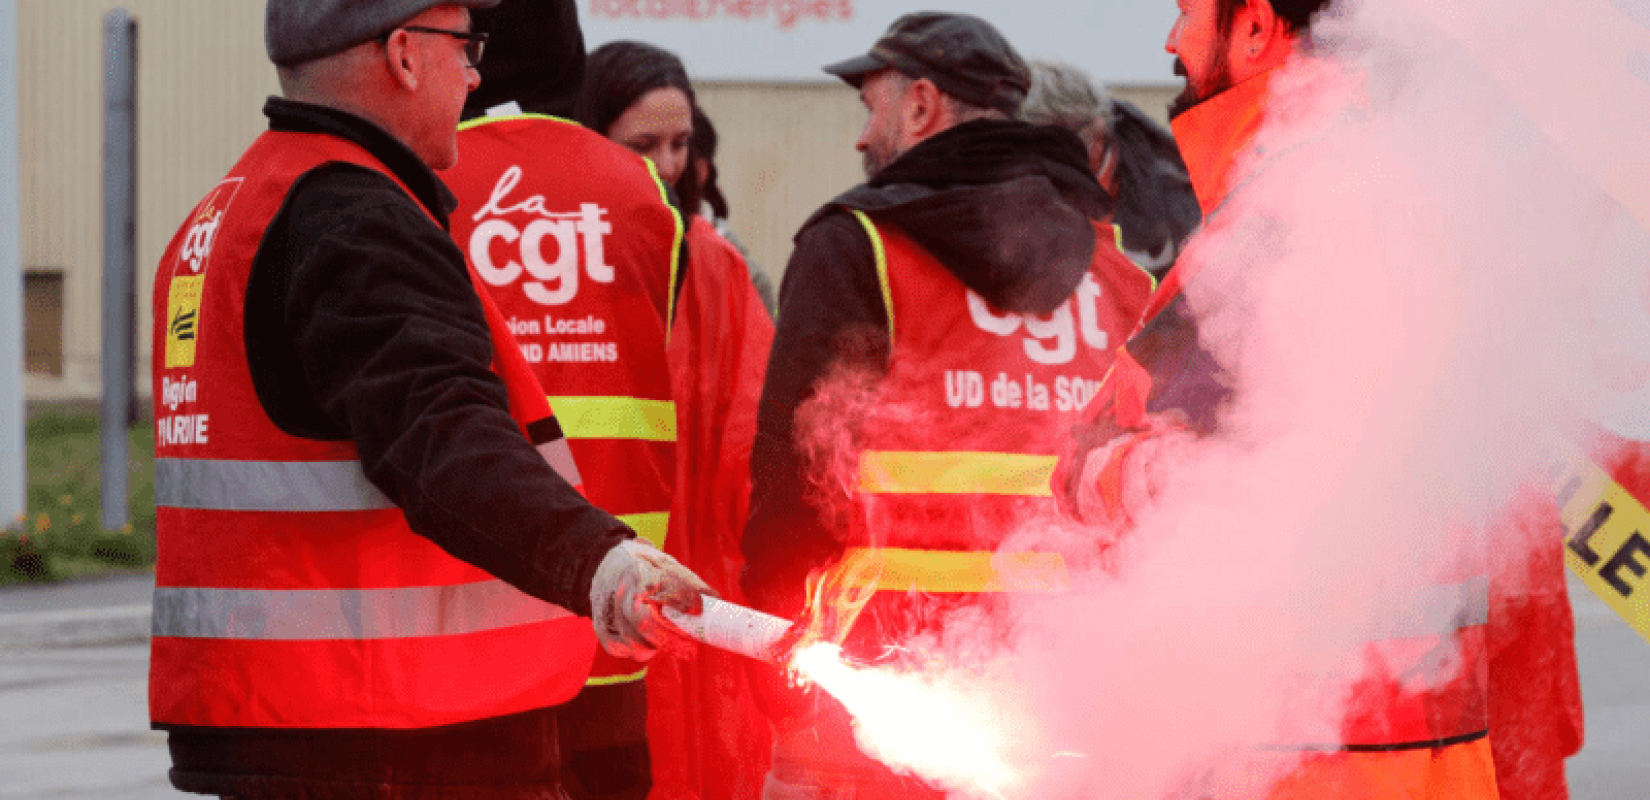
[3,412,155,585]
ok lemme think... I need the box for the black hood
[823,119,1109,316]
[1110,99,1201,276]
[462,0,585,121]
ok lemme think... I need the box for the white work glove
[589,540,715,661]
[1076,418,1197,541]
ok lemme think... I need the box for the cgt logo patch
[165,178,243,370]
[468,165,617,306]
[164,276,204,369]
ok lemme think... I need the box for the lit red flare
[788,642,1044,800]
[661,595,1051,798]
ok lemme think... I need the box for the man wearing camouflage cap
[147,2,713,797]
[740,12,1154,799]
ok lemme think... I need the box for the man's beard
[862,149,886,178]
[862,136,898,178]
[1167,48,1234,120]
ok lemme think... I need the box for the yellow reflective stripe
[457,112,582,131]
[547,396,677,442]
[858,450,1056,497]
[638,157,686,341]
[1110,223,1160,292]
[618,511,669,550]
[1553,452,1650,643]
[586,667,648,686]
[848,209,894,344]
[839,547,1069,593]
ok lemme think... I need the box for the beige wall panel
[20,2,103,398]
[13,1,1179,402]
[695,82,865,288]
[22,0,274,400]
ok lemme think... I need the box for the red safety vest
[837,212,1152,636]
[446,113,682,687]
[149,130,595,730]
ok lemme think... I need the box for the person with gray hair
[1022,60,1121,197]
[147,2,713,797]
[1022,59,1200,278]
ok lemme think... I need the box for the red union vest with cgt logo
[148,130,596,730]
[446,114,683,687]
[836,211,1152,636]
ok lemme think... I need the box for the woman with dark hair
[579,42,696,205]
[579,40,776,800]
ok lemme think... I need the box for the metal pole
[100,10,136,531]
[0,0,22,532]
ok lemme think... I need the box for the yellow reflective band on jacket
[838,547,1070,593]
[617,511,669,550]
[639,157,687,339]
[547,396,677,442]
[457,111,581,131]
[858,450,1058,497]
[848,209,894,344]
[585,667,648,686]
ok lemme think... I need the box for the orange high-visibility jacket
[149,130,595,731]
[1063,71,1499,796]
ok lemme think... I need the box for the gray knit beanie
[266,0,501,67]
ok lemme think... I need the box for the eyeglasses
[383,26,487,68]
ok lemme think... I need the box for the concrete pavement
[1,572,1645,797]
[1,572,179,799]
[0,643,179,799]
[1561,574,1650,799]
[0,572,151,649]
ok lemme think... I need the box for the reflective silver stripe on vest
[152,580,575,640]
[538,438,583,487]
[155,458,393,512]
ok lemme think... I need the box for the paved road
[0,574,179,800]
[1562,574,1650,799]
[1,573,1645,798]
[0,643,179,799]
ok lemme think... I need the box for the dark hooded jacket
[741,118,1110,620]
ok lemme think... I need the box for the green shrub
[3,411,155,585]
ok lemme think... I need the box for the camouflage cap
[823,12,1030,116]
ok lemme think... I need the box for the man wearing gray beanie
[147,3,715,797]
